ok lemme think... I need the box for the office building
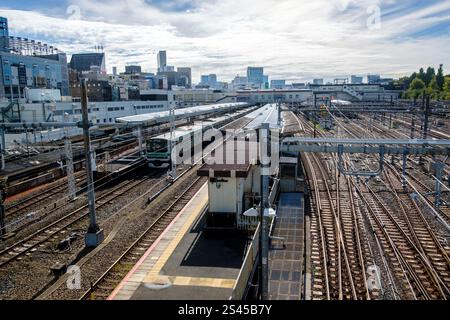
[367,74,381,84]
[0,17,70,100]
[157,51,167,72]
[200,74,218,88]
[271,80,286,89]
[247,67,264,86]
[351,75,363,84]
[313,78,324,85]
[0,17,9,52]
[69,53,106,74]
[177,67,192,88]
[125,65,142,75]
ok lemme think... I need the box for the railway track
[292,110,450,299]
[79,175,206,300]
[5,171,86,218]
[355,180,450,299]
[0,169,163,269]
[303,150,374,300]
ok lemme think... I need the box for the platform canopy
[244,104,281,130]
[116,103,248,126]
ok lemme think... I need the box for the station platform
[269,193,305,300]
[109,183,250,300]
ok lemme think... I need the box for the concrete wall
[209,176,238,213]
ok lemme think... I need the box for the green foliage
[403,65,446,100]
[427,76,440,99]
[425,67,436,86]
[406,77,426,99]
[436,64,445,90]
[442,76,450,100]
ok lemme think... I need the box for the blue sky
[0,0,449,83]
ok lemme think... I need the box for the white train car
[146,109,249,168]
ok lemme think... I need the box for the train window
[147,139,168,153]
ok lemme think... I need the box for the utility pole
[422,95,431,140]
[168,101,177,179]
[137,126,144,157]
[419,95,430,166]
[410,99,416,139]
[0,178,6,237]
[259,122,270,300]
[80,79,103,247]
[0,128,5,171]
[64,114,76,201]
[277,100,282,127]
[434,161,444,209]
[313,95,317,138]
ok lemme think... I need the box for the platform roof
[243,104,281,130]
[116,103,247,126]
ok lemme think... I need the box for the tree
[443,76,450,100]
[398,76,411,91]
[428,76,440,99]
[436,64,445,90]
[407,77,426,99]
[418,68,426,84]
[425,67,436,86]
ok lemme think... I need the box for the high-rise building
[200,74,218,88]
[70,53,106,74]
[247,67,264,85]
[158,71,178,89]
[271,80,286,89]
[367,74,381,84]
[157,51,167,72]
[351,75,363,84]
[313,78,324,85]
[0,17,9,52]
[0,17,70,100]
[112,66,117,76]
[125,65,142,74]
[177,67,192,88]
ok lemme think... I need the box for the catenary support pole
[80,79,103,247]
[259,122,270,300]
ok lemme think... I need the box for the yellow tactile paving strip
[143,184,236,289]
[110,183,236,300]
[144,275,236,289]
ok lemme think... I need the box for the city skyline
[0,0,449,83]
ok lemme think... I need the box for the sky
[0,0,450,84]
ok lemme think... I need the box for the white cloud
[1,0,450,83]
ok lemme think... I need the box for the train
[146,109,252,168]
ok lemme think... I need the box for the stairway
[342,85,363,101]
[1,101,21,122]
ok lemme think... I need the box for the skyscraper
[247,67,264,85]
[0,17,9,52]
[177,67,192,88]
[157,51,167,72]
